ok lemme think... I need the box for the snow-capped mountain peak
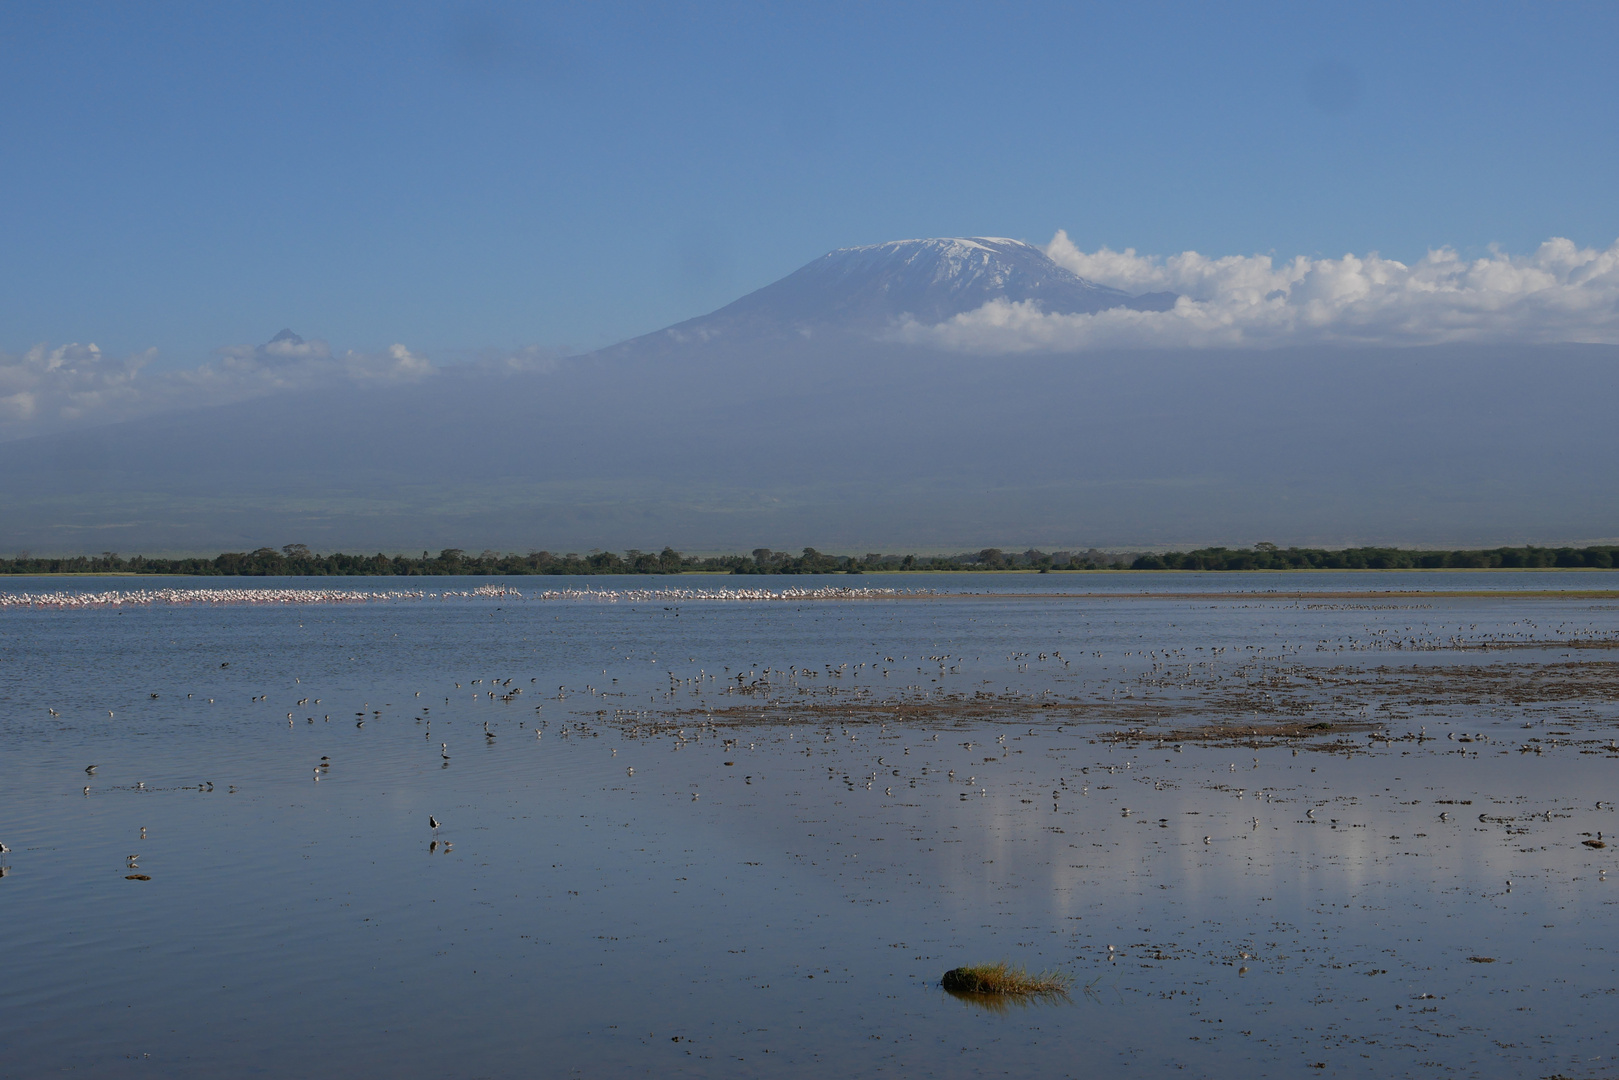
[656,236,1176,343]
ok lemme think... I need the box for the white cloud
[206,333,433,387]
[0,343,154,427]
[0,333,433,441]
[893,232,1619,352]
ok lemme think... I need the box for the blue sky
[1,0,1615,367]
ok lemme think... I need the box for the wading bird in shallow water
[429,816,440,831]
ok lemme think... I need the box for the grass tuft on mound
[940,962,1070,995]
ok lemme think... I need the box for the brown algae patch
[671,694,1195,731]
[1100,718,1373,747]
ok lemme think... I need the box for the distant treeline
[1125,543,1619,570]
[2,543,1617,576]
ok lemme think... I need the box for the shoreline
[3,584,1619,606]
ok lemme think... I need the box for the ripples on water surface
[3,572,1618,1078]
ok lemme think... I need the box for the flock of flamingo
[0,584,922,609]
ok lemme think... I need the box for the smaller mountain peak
[269,328,305,345]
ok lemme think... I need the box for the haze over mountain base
[2,341,1613,556]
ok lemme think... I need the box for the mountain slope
[0,341,1615,554]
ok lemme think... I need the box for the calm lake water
[3,572,1618,1078]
